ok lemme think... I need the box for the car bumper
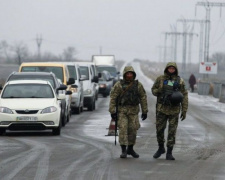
[0,111,60,130]
[99,87,109,94]
[83,95,94,107]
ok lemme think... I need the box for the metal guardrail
[197,82,210,95]
[219,84,225,103]
[213,82,222,98]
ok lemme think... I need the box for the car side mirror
[71,84,78,88]
[92,76,99,83]
[109,77,114,81]
[80,75,87,81]
[56,84,67,91]
[67,78,75,85]
[65,90,72,95]
[98,72,102,78]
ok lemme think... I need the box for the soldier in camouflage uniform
[109,66,148,158]
[151,62,188,160]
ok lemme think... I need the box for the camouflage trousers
[118,112,140,146]
[156,111,179,147]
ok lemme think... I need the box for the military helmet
[170,91,183,105]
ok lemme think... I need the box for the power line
[196,1,225,62]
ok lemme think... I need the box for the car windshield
[21,66,64,83]
[67,65,77,80]
[80,66,89,80]
[2,84,54,98]
[97,66,117,77]
[8,75,56,89]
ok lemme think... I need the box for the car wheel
[74,107,81,114]
[0,128,6,135]
[80,106,83,112]
[93,100,96,110]
[52,120,61,136]
[61,112,66,127]
[103,93,107,97]
[67,109,70,122]
[88,99,94,111]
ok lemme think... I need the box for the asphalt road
[1,62,225,180]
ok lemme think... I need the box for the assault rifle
[115,96,119,145]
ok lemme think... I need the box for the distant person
[151,62,188,160]
[109,66,148,158]
[189,74,196,92]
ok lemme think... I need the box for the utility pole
[99,46,102,55]
[170,24,177,62]
[196,1,225,62]
[162,32,175,63]
[166,31,197,72]
[188,32,195,64]
[177,19,207,63]
[163,33,168,62]
[36,34,42,60]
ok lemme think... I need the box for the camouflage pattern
[151,62,188,147]
[109,66,148,145]
[156,112,179,147]
[151,62,188,115]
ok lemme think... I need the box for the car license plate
[16,116,38,121]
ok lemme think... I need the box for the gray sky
[0,0,224,62]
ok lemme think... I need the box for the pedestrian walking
[109,66,148,158]
[151,62,188,160]
[189,74,196,92]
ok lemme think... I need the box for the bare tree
[11,42,29,65]
[0,40,10,62]
[62,46,77,61]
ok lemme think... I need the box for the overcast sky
[0,0,224,62]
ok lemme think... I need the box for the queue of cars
[0,61,120,135]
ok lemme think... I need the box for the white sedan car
[0,80,67,135]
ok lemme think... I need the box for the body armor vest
[159,77,181,106]
[119,80,140,106]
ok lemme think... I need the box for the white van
[58,62,86,114]
[81,62,100,100]
[75,62,99,111]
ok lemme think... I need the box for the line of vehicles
[0,55,121,135]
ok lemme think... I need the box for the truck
[92,55,115,66]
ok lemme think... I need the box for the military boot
[153,144,165,159]
[127,145,139,158]
[120,145,127,158]
[166,147,175,160]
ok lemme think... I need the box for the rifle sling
[119,81,134,99]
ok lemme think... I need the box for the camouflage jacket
[109,66,148,114]
[151,62,188,115]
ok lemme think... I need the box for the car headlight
[0,107,13,114]
[41,106,57,114]
[84,89,92,95]
[71,88,78,93]
[99,84,106,88]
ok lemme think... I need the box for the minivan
[59,62,86,114]
[75,62,99,111]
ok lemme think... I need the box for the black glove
[141,114,147,121]
[111,113,117,120]
[180,111,186,121]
